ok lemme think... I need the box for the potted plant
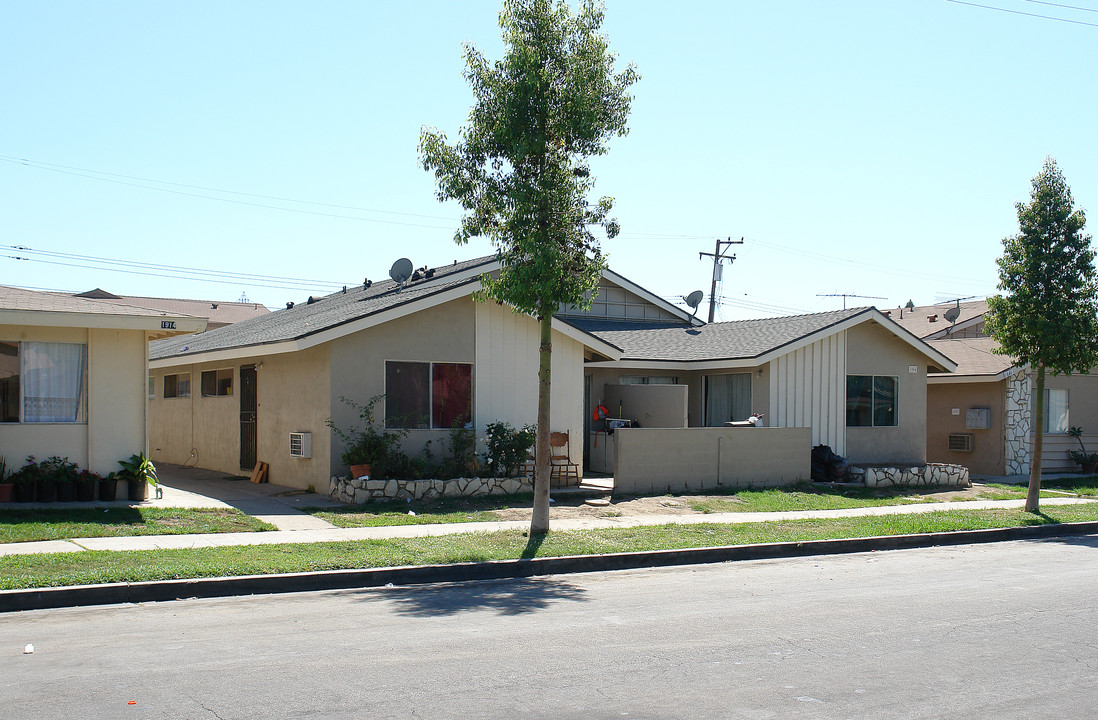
[34,456,56,503]
[1068,427,1098,474]
[118,452,159,501]
[42,457,79,503]
[326,395,406,479]
[0,456,12,503]
[76,470,98,502]
[99,471,119,502]
[12,457,38,502]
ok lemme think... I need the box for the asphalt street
[3,536,1097,719]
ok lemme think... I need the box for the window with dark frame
[846,375,897,427]
[164,373,191,399]
[201,369,233,397]
[385,361,472,429]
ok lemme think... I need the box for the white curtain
[705,373,752,426]
[23,342,87,423]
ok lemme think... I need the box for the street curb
[3,521,1097,613]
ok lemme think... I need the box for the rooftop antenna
[815,293,885,310]
[389,258,414,293]
[683,290,705,320]
[237,291,250,303]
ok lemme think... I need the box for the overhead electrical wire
[945,0,1098,27]
[1023,0,1098,13]
[3,155,996,299]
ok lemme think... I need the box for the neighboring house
[73,289,269,330]
[147,257,623,490]
[886,300,1098,476]
[570,306,956,469]
[0,286,206,475]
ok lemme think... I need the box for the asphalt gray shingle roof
[566,307,870,362]
[883,300,988,339]
[0,285,196,319]
[927,336,1015,377]
[150,256,495,360]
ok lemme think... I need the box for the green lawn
[306,481,1092,527]
[3,503,1097,590]
[0,507,276,544]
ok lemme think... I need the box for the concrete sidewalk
[3,494,1096,557]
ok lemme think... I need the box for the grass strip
[0,508,276,544]
[3,503,1097,591]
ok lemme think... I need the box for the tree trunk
[530,311,553,534]
[1026,363,1045,513]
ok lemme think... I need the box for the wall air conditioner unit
[948,433,973,452]
[289,432,312,459]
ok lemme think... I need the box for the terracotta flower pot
[350,464,371,479]
[0,483,12,503]
[56,482,76,503]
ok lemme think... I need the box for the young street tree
[986,157,1098,513]
[419,0,637,533]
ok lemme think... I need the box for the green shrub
[482,421,536,477]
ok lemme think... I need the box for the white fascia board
[600,267,703,326]
[152,281,487,368]
[929,367,1018,384]
[150,340,301,369]
[0,309,207,334]
[297,282,480,350]
[829,309,957,373]
[551,318,622,360]
[585,359,693,371]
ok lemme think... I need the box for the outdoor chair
[549,431,581,483]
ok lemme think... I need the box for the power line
[945,0,1098,27]
[1023,0,1098,14]
[4,254,339,297]
[4,244,354,288]
[0,155,460,230]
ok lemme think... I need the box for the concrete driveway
[153,464,342,530]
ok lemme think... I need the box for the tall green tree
[986,157,1098,512]
[419,0,636,533]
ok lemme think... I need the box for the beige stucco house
[147,257,625,491]
[569,305,957,471]
[0,286,205,475]
[888,300,1098,476]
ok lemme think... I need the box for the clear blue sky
[3,0,1095,320]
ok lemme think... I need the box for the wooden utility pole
[699,237,743,323]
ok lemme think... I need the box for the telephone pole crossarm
[699,236,744,323]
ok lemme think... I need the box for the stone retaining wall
[329,475,533,504]
[848,463,970,488]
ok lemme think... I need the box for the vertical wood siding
[768,331,847,455]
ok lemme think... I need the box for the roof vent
[286,301,294,309]
[927,314,938,322]
[306,296,317,305]
[883,310,891,317]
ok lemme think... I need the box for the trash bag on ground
[811,444,849,482]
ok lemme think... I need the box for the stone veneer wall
[848,463,971,488]
[330,475,533,504]
[1004,370,1032,476]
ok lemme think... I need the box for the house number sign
[161,321,176,329]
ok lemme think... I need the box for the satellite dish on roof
[944,305,961,324]
[389,258,414,292]
[684,290,705,319]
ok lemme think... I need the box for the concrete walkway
[3,465,1096,557]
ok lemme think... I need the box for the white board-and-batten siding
[768,331,847,455]
[474,302,585,466]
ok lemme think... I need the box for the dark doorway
[239,365,257,470]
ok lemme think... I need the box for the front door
[239,365,257,470]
